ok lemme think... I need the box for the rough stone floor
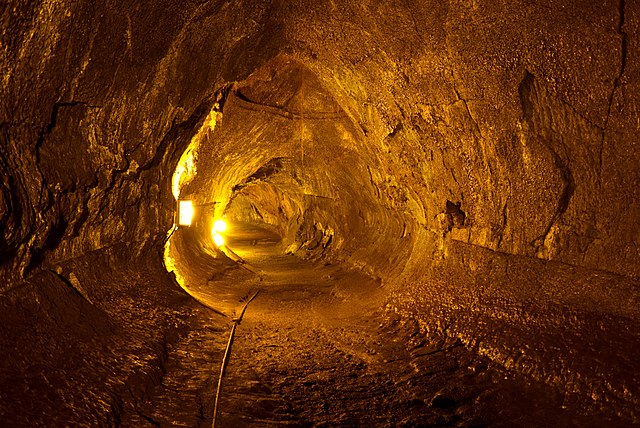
[127,226,617,427]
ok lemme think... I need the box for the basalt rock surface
[2,0,640,424]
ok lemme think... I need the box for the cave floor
[152,223,616,427]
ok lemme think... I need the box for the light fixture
[211,219,227,247]
[213,219,227,233]
[212,233,225,247]
[177,200,194,227]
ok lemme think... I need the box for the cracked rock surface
[2,0,640,425]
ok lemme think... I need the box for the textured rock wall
[285,0,640,278]
[2,0,640,420]
[3,0,639,281]
[1,0,275,283]
[0,244,217,425]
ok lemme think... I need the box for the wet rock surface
[219,315,617,427]
[390,238,640,423]
[120,315,227,427]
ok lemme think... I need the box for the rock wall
[1,0,272,283]
[286,0,640,278]
[3,0,639,281]
[2,0,640,421]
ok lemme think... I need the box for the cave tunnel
[2,1,640,426]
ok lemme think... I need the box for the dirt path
[188,223,604,427]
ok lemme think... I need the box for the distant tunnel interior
[2,1,640,426]
[166,57,417,298]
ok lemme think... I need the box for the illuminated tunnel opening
[163,55,409,319]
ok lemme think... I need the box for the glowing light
[172,148,198,200]
[211,219,227,247]
[171,109,219,200]
[177,200,194,226]
[213,233,225,247]
[213,219,227,233]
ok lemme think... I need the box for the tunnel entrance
[163,55,410,316]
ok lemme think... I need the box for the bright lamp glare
[213,233,225,247]
[177,200,194,226]
[213,219,227,233]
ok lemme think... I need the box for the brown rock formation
[1,0,639,424]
